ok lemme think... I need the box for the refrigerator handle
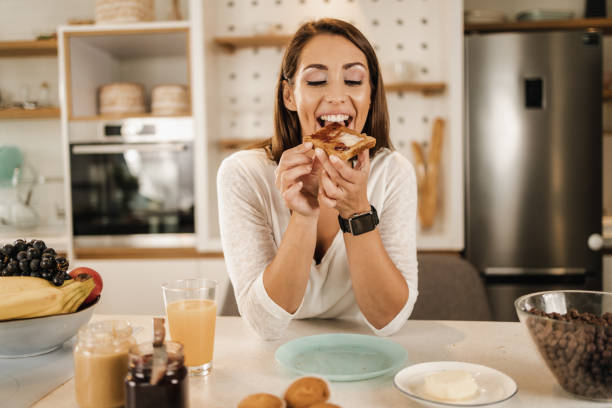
[588,234,604,251]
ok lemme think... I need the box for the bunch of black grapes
[0,239,70,286]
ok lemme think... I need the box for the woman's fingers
[276,142,314,188]
[282,180,303,203]
[353,149,371,173]
[320,170,343,199]
[328,154,364,183]
[318,184,337,207]
[315,148,349,187]
[280,163,313,191]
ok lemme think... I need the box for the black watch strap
[338,205,379,236]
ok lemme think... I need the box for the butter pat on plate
[424,370,478,401]
[394,361,517,407]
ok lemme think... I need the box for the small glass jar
[125,341,188,408]
[74,320,135,408]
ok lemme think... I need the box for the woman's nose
[325,93,346,104]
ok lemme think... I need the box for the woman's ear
[282,80,297,111]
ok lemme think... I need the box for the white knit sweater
[217,147,418,340]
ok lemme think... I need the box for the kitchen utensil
[394,361,518,407]
[411,118,444,229]
[275,333,407,381]
[0,297,99,358]
[168,0,182,20]
[515,290,612,401]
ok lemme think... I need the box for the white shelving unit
[57,21,195,258]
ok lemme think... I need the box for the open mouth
[317,114,354,129]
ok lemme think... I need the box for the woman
[217,18,418,340]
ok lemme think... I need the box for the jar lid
[78,320,133,347]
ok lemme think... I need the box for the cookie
[284,377,330,408]
[238,393,285,408]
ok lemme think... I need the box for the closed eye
[307,80,326,86]
[345,80,362,86]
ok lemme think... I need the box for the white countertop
[31,315,607,408]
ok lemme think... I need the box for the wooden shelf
[385,82,446,95]
[213,34,292,51]
[0,107,60,119]
[218,138,267,150]
[0,39,58,57]
[465,18,612,35]
[70,112,192,121]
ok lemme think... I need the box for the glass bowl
[514,290,612,401]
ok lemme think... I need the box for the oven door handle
[72,143,188,155]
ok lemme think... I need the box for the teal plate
[275,333,408,382]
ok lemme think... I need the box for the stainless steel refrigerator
[465,31,603,321]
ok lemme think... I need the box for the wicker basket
[99,83,146,115]
[95,0,154,24]
[151,85,190,115]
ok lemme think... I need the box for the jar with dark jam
[125,341,188,408]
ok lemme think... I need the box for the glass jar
[74,320,135,408]
[125,341,188,408]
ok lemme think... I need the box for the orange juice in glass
[162,279,218,376]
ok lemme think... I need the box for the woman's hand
[276,142,320,218]
[316,148,371,219]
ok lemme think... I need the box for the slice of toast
[303,122,376,161]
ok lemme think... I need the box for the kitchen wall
[201,0,463,250]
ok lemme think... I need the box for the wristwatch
[338,205,379,236]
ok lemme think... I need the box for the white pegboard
[198,0,463,250]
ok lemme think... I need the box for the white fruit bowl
[0,297,99,358]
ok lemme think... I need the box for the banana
[0,276,51,294]
[0,275,95,321]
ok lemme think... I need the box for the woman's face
[283,34,372,138]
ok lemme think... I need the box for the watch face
[350,214,375,235]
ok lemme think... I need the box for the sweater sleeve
[363,152,419,336]
[217,152,298,340]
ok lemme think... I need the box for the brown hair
[254,18,392,163]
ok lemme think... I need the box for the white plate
[394,361,518,407]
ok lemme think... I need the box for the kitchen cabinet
[71,257,232,315]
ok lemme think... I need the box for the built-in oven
[69,118,195,247]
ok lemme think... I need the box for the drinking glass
[162,279,218,376]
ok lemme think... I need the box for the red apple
[69,267,103,305]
